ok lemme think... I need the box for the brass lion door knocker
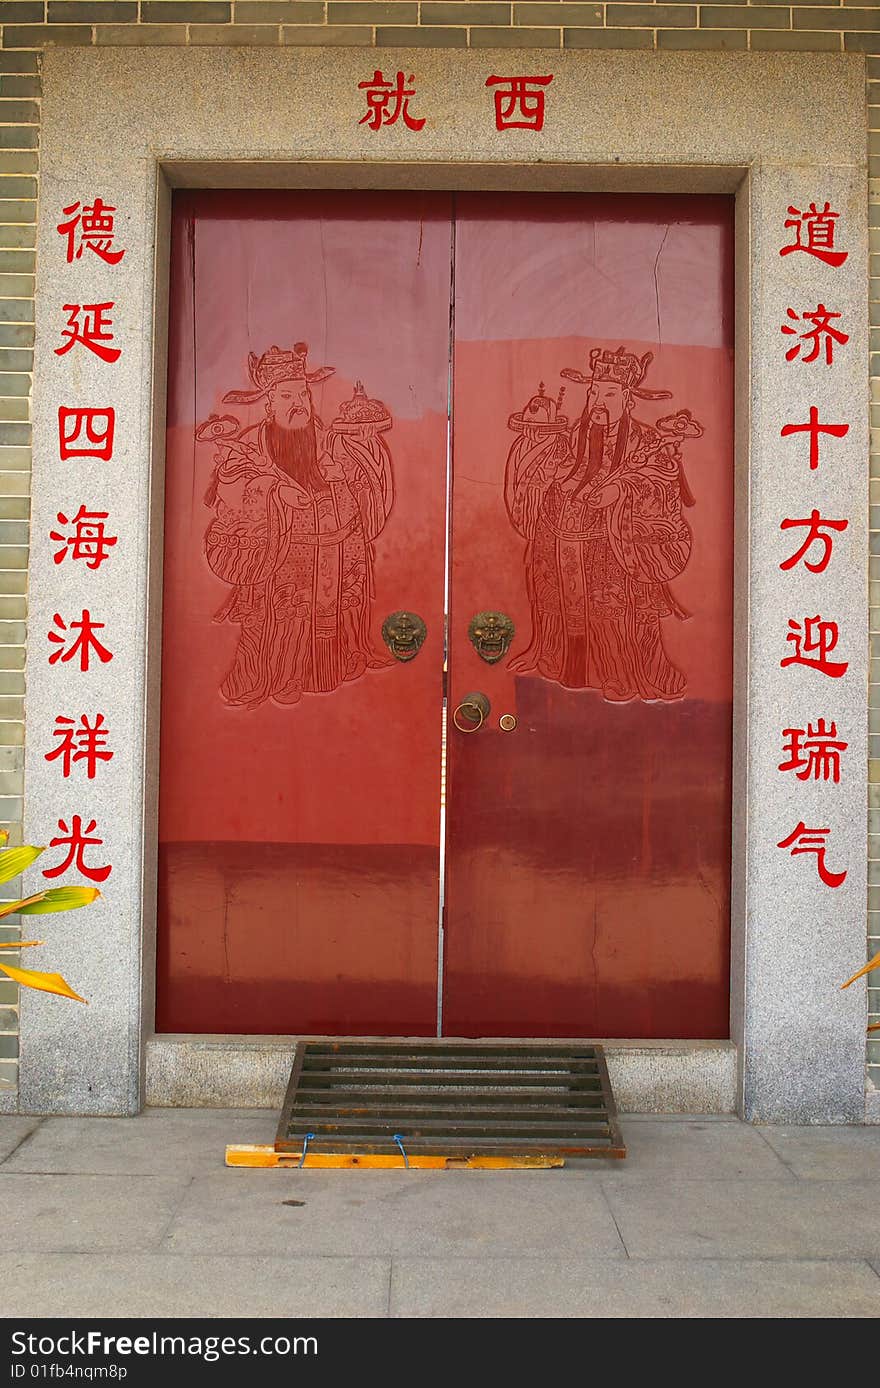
[467,611,515,664]
[382,611,427,662]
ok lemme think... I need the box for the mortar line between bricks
[0,1115,42,1165]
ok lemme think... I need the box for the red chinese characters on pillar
[781,616,847,677]
[41,815,111,883]
[779,202,848,267]
[56,199,126,266]
[777,823,846,888]
[781,304,848,365]
[58,407,115,463]
[778,719,847,783]
[47,611,113,672]
[779,511,848,574]
[780,407,849,472]
[50,507,117,571]
[54,303,120,364]
[485,75,553,132]
[357,70,426,131]
[44,714,112,780]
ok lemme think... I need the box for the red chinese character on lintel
[54,303,120,365]
[44,714,112,780]
[779,202,848,267]
[56,199,126,266]
[47,610,113,673]
[485,74,553,132]
[781,304,848,365]
[781,407,849,471]
[357,70,425,131]
[50,507,117,572]
[778,719,848,784]
[58,407,115,463]
[777,823,846,888]
[781,616,847,678]
[42,815,111,883]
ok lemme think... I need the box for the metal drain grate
[275,1041,626,1160]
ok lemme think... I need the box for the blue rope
[392,1133,410,1169]
[298,1132,316,1168]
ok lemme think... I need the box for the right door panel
[445,192,734,1039]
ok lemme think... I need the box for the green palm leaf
[0,845,45,887]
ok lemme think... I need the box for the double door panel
[157,189,733,1038]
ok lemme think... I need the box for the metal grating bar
[275,1041,626,1159]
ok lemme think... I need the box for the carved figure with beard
[199,343,393,707]
[504,347,697,701]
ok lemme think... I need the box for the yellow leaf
[0,960,86,1003]
[0,829,8,846]
[0,892,48,920]
[840,950,880,990]
[18,886,101,915]
[0,845,45,888]
[869,1023,880,1034]
[0,940,44,949]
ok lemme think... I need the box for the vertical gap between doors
[436,196,457,1038]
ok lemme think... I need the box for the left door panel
[157,191,451,1035]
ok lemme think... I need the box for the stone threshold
[145,1035,739,1114]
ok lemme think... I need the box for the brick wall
[0,0,877,1103]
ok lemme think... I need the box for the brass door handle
[452,692,490,733]
[381,610,427,662]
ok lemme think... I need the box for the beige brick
[607,4,695,26]
[0,178,37,200]
[188,22,281,40]
[700,5,790,28]
[0,398,30,422]
[422,2,510,23]
[842,33,880,52]
[564,26,653,47]
[794,6,879,28]
[235,3,326,19]
[142,2,230,20]
[750,29,843,50]
[96,24,189,44]
[2,26,94,46]
[0,277,34,300]
[658,27,747,48]
[0,135,39,158]
[0,155,39,177]
[0,77,42,99]
[0,53,40,73]
[470,25,559,44]
[48,2,138,19]
[0,102,40,126]
[281,23,372,41]
[329,2,418,21]
[515,2,600,23]
[375,25,467,45]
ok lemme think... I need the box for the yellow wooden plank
[224,1144,564,1170]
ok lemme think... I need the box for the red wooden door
[158,189,734,1041]
[157,190,451,1034]
[443,193,734,1038]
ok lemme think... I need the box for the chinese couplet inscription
[775,198,851,890]
[39,197,126,884]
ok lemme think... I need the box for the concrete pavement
[1,1110,879,1318]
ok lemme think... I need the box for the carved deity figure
[504,348,702,701]
[197,344,394,707]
